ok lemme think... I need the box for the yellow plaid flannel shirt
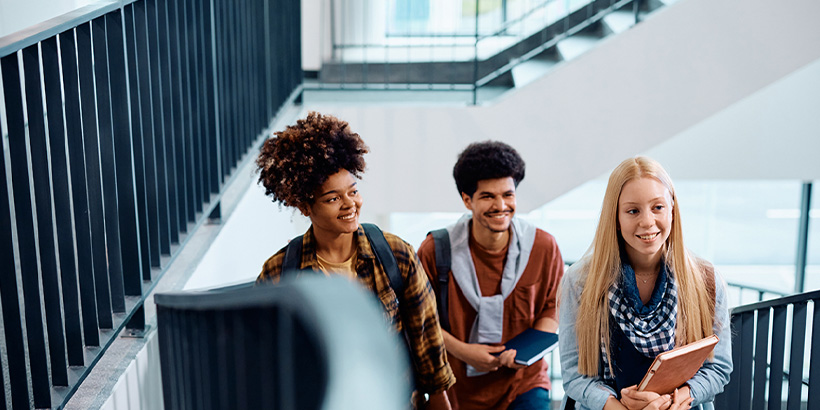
[257,225,456,395]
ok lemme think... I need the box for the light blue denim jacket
[558,257,733,410]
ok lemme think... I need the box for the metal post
[123,304,149,338]
[795,181,812,293]
[472,0,480,105]
[208,202,222,224]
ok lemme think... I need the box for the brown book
[637,335,719,395]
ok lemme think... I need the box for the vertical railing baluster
[156,0,180,245]
[184,0,204,213]
[204,0,224,192]
[237,0,249,158]
[752,308,770,410]
[133,1,162,269]
[809,298,820,409]
[769,306,788,409]
[0,69,33,407]
[124,4,153,281]
[787,302,807,410]
[92,15,127,313]
[59,27,101,343]
[21,42,70,387]
[78,21,115,327]
[738,311,754,409]
[202,0,220,194]
[167,0,190,233]
[194,0,214,198]
[106,10,143,297]
[174,0,196,224]
[723,313,742,405]
[194,0,209,206]
[219,0,235,181]
[1,51,52,409]
[217,311,235,409]
[227,0,240,169]
[146,0,172,256]
[42,35,85,367]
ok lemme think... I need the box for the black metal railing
[715,289,819,410]
[726,281,789,305]
[155,276,410,410]
[0,0,301,407]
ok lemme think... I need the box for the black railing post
[124,304,148,338]
[1,52,53,408]
[208,202,222,224]
[472,0,480,105]
[795,181,811,293]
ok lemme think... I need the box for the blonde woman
[558,156,731,410]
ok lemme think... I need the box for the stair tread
[556,35,601,61]
[602,11,636,35]
[511,59,560,88]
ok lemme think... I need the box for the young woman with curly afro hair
[255,112,455,410]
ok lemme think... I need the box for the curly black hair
[452,140,525,197]
[256,112,369,208]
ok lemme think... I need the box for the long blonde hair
[575,156,715,376]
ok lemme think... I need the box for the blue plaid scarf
[602,262,677,381]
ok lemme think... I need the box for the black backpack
[282,223,417,386]
[428,229,452,332]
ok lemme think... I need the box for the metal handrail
[730,289,820,314]
[0,0,124,58]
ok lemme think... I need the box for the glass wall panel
[391,179,806,305]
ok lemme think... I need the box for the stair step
[602,10,636,35]
[511,58,561,88]
[556,34,601,61]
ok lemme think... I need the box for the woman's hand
[619,386,671,410]
[668,387,693,410]
[620,385,693,410]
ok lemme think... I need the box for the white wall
[301,0,820,215]
[646,57,820,180]
[301,0,324,71]
[0,0,98,37]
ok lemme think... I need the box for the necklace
[635,273,657,284]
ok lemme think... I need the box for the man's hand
[441,330,505,372]
[458,343,505,372]
[496,348,526,370]
[619,386,671,410]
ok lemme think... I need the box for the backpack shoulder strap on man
[429,228,451,332]
[362,223,404,297]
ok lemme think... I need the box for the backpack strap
[282,235,304,274]
[429,229,451,332]
[362,223,404,297]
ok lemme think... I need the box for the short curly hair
[453,140,525,197]
[256,112,369,208]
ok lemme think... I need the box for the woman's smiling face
[617,177,673,266]
[303,169,362,236]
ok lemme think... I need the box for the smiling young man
[417,141,564,410]
[256,112,455,409]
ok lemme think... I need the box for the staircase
[317,0,665,89]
